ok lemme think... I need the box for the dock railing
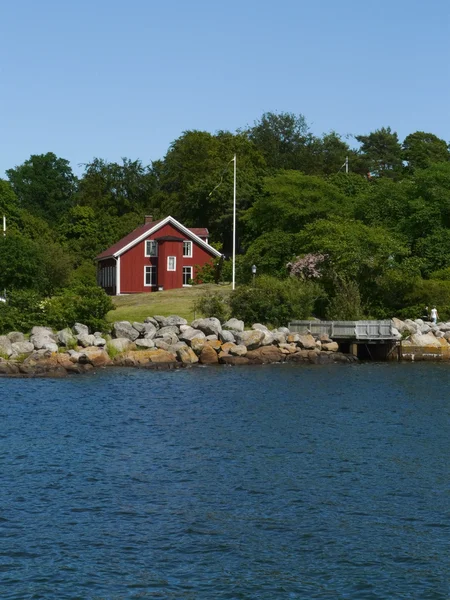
[288,320,395,340]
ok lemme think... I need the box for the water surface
[1,363,450,599]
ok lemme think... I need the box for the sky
[1,0,449,176]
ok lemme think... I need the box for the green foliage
[45,284,115,331]
[403,131,449,171]
[401,280,450,321]
[239,230,300,281]
[355,126,403,178]
[193,291,229,322]
[325,277,363,320]
[229,275,322,327]
[193,261,216,284]
[0,289,46,334]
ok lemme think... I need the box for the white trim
[112,216,222,259]
[145,239,158,257]
[116,256,121,295]
[183,240,193,257]
[167,256,176,271]
[144,265,157,287]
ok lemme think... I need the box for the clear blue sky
[1,0,449,176]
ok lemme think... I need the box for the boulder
[219,329,235,344]
[219,355,250,366]
[0,335,13,357]
[199,345,219,365]
[322,341,339,352]
[272,331,287,345]
[279,343,297,354]
[260,331,275,346]
[115,349,176,366]
[297,334,316,350]
[73,323,89,335]
[205,334,218,341]
[444,331,450,341]
[154,339,171,351]
[190,337,206,354]
[318,333,332,343]
[142,322,157,339]
[404,319,419,334]
[108,338,135,353]
[155,325,180,338]
[234,329,265,350]
[79,347,112,367]
[30,331,58,352]
[221,342,235,354]
[93,337,107,347]
[275,327,290,335]
[222,318,244,332]
[408,333,441,348]
[156,332,179,345]
[112,321,140,341]
[177,346,199,364]
[8,331,25,343]
[144,316,159,328]
[435,330,445,339]
[229,344,247,356]
[77,333,96,348]
[162,315,188,327]
[246,346,285,364]
[286,333,300,343]
[57,328,76,347]
[191,317,222,336]
[438,323,450,332]
[152,315,166,325]
[11,341,34,355]
[135,338,155,349]
[205,339,221,351]
[132,322,146,334]
[179,328,206,343]
[252,323,270,333]
[0,361,20,375]
[31,326,55,337]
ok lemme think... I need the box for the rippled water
[1,363,450,599]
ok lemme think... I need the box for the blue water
[1,363,450,599]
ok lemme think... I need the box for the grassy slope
[107,284,232,323]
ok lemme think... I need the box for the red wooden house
[95,216,221,295]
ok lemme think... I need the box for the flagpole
[232,154,236,291]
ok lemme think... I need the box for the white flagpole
[232,154,236,290]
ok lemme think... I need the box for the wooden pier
[288,320,400,360]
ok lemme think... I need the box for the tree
[355,127,403,178]
[6,152,77,222]
[403,131,449,171]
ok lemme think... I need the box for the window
[145,240,158,257]
[167,256,176,271]
[183,266,193,286]
[183,240,192,257]
[144,265,157,286]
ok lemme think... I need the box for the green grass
[107,284,232,324]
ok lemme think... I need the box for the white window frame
[145,240,158,257]
[167,256,176,271]
[183,266,193,287]
[183,240,193,257]
[144,265,157,287]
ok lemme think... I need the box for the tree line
[1,111,450,320]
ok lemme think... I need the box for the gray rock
[152,315,166,325]
[177,346,199,364]
[154,339,171,351]
[419,324,431,334]
[409,332,441,348]
[93,337,107,347]
[275,327,290,335]
[57,328,76,347]
[8,331,25,343]
[162,315,188,327]
[31,326,54,337]
[235,329,265,350]
[132,322,146,334]
[135,338,155,349]
[157,332,179,345]
[223,318,244,332]
[30,332,56,350]
[391,317,406,333]
[252,323,270,333]
[179,324,191,333]
[191,317,222,336]
[404,319,419,334]
[155,325,180,338]
[108,338,135,353]
[272,331,287,345]
[77,333,96,348]
[11,341,34,355]
[93,332,103,338]
[260,331,275,346]
[297,334,316,350]
[143,322,157,339]
[73,323,89,335]
[219,330,235,343]
[179,327,206,343]
[112,321,140,341]
[438,323,450,332]
[391,327,402,339]
[205,334,218,341]
[144,316,159,328]
[0,335,13,357]
[435,330,445,338]
[42,342,59,353]
[229,344,247,356]
[414,319,424,326]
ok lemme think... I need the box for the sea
[1,362,450,599]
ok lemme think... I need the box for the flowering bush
[287,253,328,279]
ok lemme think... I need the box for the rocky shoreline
[0,315,355,378]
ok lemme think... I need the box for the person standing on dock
[431,306,439,324]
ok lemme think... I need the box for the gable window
[183,266,193,286]
[183,240,193,257]
[144,265,157,286]
[145,240,158,257]
[167,256,176,271]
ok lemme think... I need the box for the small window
[183,266,193,286]
[167,256,176,271]
[145,240,158,257]
[144,265,157,286]
[183,240,192,257]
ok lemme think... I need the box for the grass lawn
[107,284,232,323]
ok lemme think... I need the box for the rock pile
[393,317,450,358]
[0,315,354,377]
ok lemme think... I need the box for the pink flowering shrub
[287,253,328,279]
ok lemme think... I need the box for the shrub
[0,289,46,334]
[326,277,363,320]
[193,291,229,322]
[229,275,322,327]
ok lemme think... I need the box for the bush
[0,289,46,334]
[326,277,363,320]
[229,275,322,327]
[45,284,115,331]
[193,291,229,322]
